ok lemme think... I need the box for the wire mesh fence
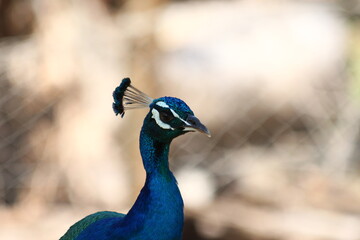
[1,1,360,240]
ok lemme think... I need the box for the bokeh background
[1,0,360,239]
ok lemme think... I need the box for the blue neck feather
[72,127,184,240]
[113,128,184,240]
[140,130,171,176]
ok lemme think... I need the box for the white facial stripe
[156,101,170,108]
[151,108,174,130]
[170,109,190,125]
[157,101,189,125]
[154,100,191,129]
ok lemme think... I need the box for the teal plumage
[60,78,210,240]
[60,212,125,240]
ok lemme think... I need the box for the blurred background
[1,0,360,239]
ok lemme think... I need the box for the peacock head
[113,78,210,142]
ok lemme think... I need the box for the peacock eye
[159,111,174,123]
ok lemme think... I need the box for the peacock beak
[183,115,211,137]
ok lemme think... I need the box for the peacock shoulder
[60,211,125,240]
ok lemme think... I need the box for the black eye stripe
[153,106,175,123]
[153,105,164,111]
[153,106,173,115]
[160,111,174,123]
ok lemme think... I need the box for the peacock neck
[119,129,183,239]
[139,129,172,177]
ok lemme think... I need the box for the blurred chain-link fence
[1,1,360,240]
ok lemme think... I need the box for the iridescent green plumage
[60,211,125,240]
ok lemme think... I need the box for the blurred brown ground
[1,0,360,239]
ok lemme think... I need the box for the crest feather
[113,78,153,117]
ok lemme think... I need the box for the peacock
[60,78,210,240]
